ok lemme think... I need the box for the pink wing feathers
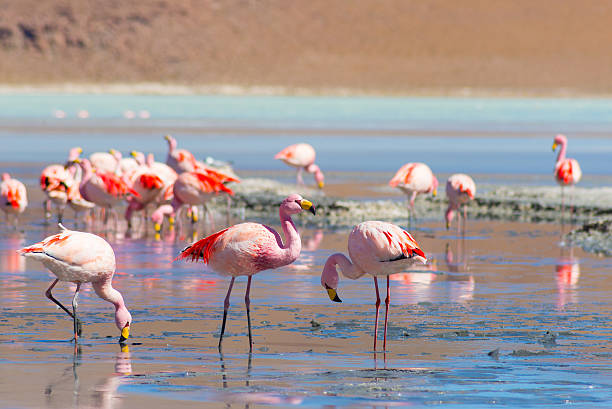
[389,163,418,187]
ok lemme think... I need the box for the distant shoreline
[0,83,610,99]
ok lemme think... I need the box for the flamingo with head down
[17,224,132,344]
[320,221,427,350]
[164,134,206,174]
[445,174,476,231]
[1,173,28,224]
[274,143,325,189]
[389,162,438,218]
[176,194,317,351]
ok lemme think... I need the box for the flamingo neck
[78,160,93,200]
[321,253,361,289]
[278,208,301,265]
[445,206,455,227]
[93,279,131,330]
[556,139,567,165]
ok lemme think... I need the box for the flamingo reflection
[555,246,580,310]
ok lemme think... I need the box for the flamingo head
[68,147,82,162]
[321,256,342,302]
[131,151,145,166]
[307,164,324,189]
[109,148,122,161]
[1,173,10,182]
[431,175,439,197]
[116,307,132,344]
[553,134,567,152]
[445,206,455,230]
[164,134,177,151]
[280,193,316,216]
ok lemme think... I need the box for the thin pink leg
[296,168,304,185]
[218,277,235,351]
[373,277,381,351]
[245,275,253,352]
[383,276,390,351]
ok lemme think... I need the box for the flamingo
[76,158,138,225]
[109,149,139,176]
[164,134,205,173]
[125,155,167,228]
[445,174,476,231]
[389,162,438,219]
[274,143,325,189]
[163,169,239,229]
[176,194,316,351]
[17,224,132,343]
[90,150,119,174]
[1,173,28,223]
[553,134,582,217]
[40,164,71,222]
[320,221,427,350]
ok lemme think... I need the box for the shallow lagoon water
[0,94,611,408]
[1,214,612,408]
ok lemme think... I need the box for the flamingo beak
[73,158,82,164]
[446,220,450,230]
[317,181,324,189]
[119,323,130,343]
[131,151,138,158]
[154,223,161,233]
[300,199,316,215]
[552,142,557,152]
[121,344,130,353]
[326,287,342,303]
[164,134,171,142]
[432,188,437,197]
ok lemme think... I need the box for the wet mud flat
[2,207,612,407]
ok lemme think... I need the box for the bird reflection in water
[0,231,27,308]
[217,352,303,407]
[92,344,132,409]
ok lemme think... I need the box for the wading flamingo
[165,134,206,174]
[445,174,476,231]
[176,194,317,351]
[553,134,582,216]
[17,224,132,343]
[40,164,71,222]
[389,162,438,219]
[274,143,325,189]
[320,221,426,350]
[90,150,119,174]
[77,158,138,225]
[1,173,28,223]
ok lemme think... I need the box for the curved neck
[556,140,567,165]
[79,160,93,191]
[92,279,130,329]
[321,253,362,288]
[277,208,301,265]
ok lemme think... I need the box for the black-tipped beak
[300,199,316,215]
[309,205,316,215]
[326,287,342,302]
[119,324,130,343]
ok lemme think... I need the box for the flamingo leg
[218,277,235,351]
[45,279,75,319]
[71,283,82,341]
[44,199,51,221]
[296,168,304,185]
[463,204,467,232]
[245,275,253,352]
[373,277,381,351]
[383,276,390,351]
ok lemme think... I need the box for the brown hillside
[1,0,612,94]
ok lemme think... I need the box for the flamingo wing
[389,163,417,187]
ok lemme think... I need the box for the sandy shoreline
[1,83,611,99]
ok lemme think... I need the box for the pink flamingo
[39,147,83,222]
[164,134,206,174]
[1,173,28,224]
[445,174,476,231]
[17,224,132,343]
[176,194,316,351]
[553,134,582,216]
[164,169,239,229]
[90,150,119,174]
[320,221,426,350]
[274,143,325,189]
[389,162,438,217]
[77,158,138,225]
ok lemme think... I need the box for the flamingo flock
[13,134,580,352]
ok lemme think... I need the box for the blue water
[0,94,611,177]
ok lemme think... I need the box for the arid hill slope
[1,0,612,94]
